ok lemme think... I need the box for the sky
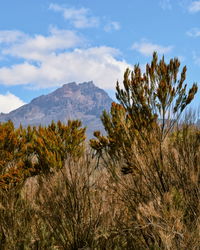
[0,0,200,113]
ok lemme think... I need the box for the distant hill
[0,81,113,137]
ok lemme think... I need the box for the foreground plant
[90,52,199,248]
[0,120,86,189]
[91,52,198,173]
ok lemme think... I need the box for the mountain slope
[0,81,113,137]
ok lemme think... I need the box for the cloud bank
[0,28,130,90]
[0,92,26,113]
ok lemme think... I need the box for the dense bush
[0,120,86,190]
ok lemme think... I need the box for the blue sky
[0,0,200,113]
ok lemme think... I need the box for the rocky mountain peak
[0,81,113,138]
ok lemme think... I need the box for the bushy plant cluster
[0,53,199,249]
[0,120,85,190]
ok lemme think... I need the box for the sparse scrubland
[0,53,200,249]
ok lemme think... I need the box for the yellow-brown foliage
[0,120,86,190]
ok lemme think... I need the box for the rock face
[0,81,113,137]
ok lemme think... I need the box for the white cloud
[104,22,121,32]
[2,27,82,61]
[188,1,200,12]
[0,28,131,89]
[49,4,99,28]
[186,27,200,37]
[44,47,129,89]
[0,24,133,89]
[159,0,172,10]
[0,92,25,113]
[0,63,39,85]
[0,30,27,44]
[132,40,173,56]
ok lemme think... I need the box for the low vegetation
[0,53,199,249]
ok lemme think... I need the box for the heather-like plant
[90,52,198,175]
[90,52,199,248]
[0,120,86,189]
[31,120,86,175]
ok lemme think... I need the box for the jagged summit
[62,81,95,88]
[0,81,113,137]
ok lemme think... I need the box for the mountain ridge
[0,81,113,137]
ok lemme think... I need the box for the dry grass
[0,123,200,249]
